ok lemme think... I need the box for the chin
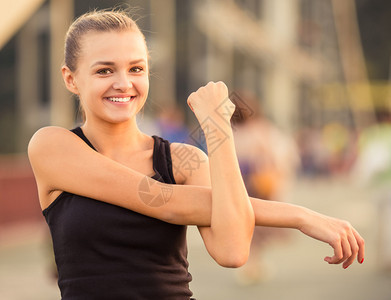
[101,106,142,124]
[112,117,135,124]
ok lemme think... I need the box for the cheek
[78,81,107,108]
[87,78,112,99]
[144,80,150,95]
[137,77,150,95]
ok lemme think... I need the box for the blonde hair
[64,8,146,72]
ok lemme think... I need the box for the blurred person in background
[232,92,300,284]
[321,122,358,176]
[297,123,358,178]
[155,104,192,144]
[296,127,330,177]
[27,8,365,300]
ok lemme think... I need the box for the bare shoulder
[30,125,71,140]
[28,126,90,163]
[170,142,210,186]
[27,126,89,184]
[28,126,74,156]
[28,126,79,208]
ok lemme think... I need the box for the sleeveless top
[42,127,193,299]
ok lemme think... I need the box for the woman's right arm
[28,126,212,225]
[250,198,365,268]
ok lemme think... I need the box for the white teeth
[107,97,132,102]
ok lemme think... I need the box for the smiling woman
[27,7,364,300]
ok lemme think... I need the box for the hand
[187,81,234,125]
[298,209,365,269]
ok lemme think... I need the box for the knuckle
[330,235,341,246]
[342,221,352,230]
[345,250,352,259]
[217,81,227,90]
[351,242,359,253]
[351,248,358,258]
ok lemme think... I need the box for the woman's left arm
[181,81,254,268]
[175,142,252,268]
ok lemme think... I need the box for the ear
[62,65,79,95]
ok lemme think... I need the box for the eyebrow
[90,59,146,68]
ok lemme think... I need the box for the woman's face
[71,30,149,125]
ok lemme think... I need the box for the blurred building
[3,0,384,154]
[1,0,389,173]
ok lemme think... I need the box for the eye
[130,66,143,73]
[97,68,113,75]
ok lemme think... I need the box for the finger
[187,94,194,112]
[339,235,352,265]
[352,228,365,264]
[326,234,351,265]
[342,230,359,269]
[324,238,343,264]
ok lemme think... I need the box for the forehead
[79,30,148,65]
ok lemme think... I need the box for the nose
[112,72,133,91]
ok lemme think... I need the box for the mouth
[105,96,136,103]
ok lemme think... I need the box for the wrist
[201,115,232,135]
[196,116,233,152]
[294,205,312,231]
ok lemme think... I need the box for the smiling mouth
[106,96,135,103]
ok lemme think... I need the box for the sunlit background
[0,0,390,299]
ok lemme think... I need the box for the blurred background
[0,0,391,299]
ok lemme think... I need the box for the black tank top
[42,127,193,299]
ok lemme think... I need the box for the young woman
[28,9,364,299]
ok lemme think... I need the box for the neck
[81,117,150,156]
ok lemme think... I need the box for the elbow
[214,250,249,268]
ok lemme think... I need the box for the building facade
[0,0,371,154]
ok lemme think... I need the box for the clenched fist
[187,81,235,126]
